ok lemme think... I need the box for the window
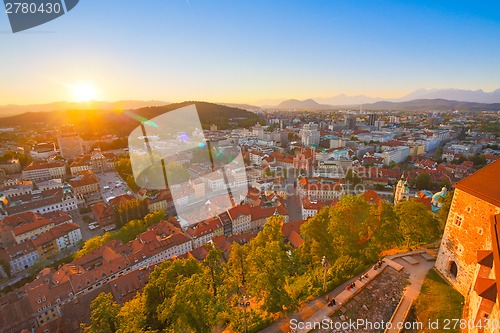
[449,261,458,278]
[454,214,463,227]
[477,228,484,236]
[466,206,472,213]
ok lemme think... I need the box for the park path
[258,250,434,333]
[384,254,435,333]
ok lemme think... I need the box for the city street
[71,210,103,241]
[285,177,303,222]
[96,171,136,202]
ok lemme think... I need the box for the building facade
[436,161,500,332]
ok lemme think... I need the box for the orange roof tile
[454,160,500,207]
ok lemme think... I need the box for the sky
[1,0,500,105]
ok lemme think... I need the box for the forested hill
[0,101,264,136]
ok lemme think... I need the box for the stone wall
[436,188,498,296]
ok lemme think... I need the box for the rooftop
[454,160,500,207]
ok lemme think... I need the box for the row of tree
[75,211,165,258]
[84,195,446,333]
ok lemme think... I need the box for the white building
[300,123,320,147]
[22,161,66,181]
[54,223,82,250]
[378,146,410,164]
[0,240,40,274]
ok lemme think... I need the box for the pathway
[258,250,435,333]
[384,253,435,333]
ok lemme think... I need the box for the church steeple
[394,173,410,205]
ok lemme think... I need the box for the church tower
[394,174,410,205]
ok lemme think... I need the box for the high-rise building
[57,131,83,160]
[344,115,357,130]
[368,114,378,126]
[299,122,320,147]
[252,123,264,139]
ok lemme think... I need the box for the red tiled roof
[12,216,53,236]
[32,223,80,247]
[186,217,223,239]
[41,210,73,225]
[454,160,500,207]
[227,204,251,220]
[23,160,65,171]
[301,198,325,210]
[361,190,382,205]
[110,266,152,304]
[250,205,288,221]
[1,211,38,227]
[109,194,136,207]
[189,245,211,261]
[92,202,114,225]
[0,239,37,262]
[69,172,99,188]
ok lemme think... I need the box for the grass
[413,268,464,333]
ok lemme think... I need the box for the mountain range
[1,88,499,116]
[0,102,263,135]
[273,88,500,110]
[0,100,170,117]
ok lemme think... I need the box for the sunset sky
[1,0,499,105]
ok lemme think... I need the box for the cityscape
[1,1,500,333]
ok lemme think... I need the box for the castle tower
[394,174,410,205]
[435,160,500,332]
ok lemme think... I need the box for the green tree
[415,172,431,190]
[143,258,202,330]
[437,190,453,232]
[27,258,51,276]
[0,259,11,278]
[116,293,148,333]
[328,196,374,257]
[369,202,401,256]
[345,169,361,185]
[203,244,225,298]
[300,207,336,265]
[226,242,249,293]
[432,147,443,163]
[395,200,438,248]
[75,233,112,258]
[157,273,217,333]
[246,215,296,313]
[165,162,189,185]
[85,292,120,333]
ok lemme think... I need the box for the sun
[73,83,97,102]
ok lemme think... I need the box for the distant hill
[0,100,170,117]
[314,94,381,105]
[276,99,332,110]
[219,103,262,112]
[0,101,264,136]
[268,97,500,112]
[266,88,500,109]
[398,89,500,103]
[362,99,500,111]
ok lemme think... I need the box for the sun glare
[73,83,97,102]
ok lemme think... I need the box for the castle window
[449,261,458,278]
[466,206,472,213]
[453,214,463,227]
[477,228,484,236]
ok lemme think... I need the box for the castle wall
[436,189,498,296]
